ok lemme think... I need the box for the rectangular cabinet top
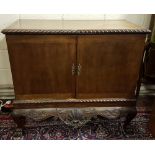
[2,19,150,35]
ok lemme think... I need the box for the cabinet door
[77,35,145,99]
[7,35,76,99]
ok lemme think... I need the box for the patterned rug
[0,112,154,140]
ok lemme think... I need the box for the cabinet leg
[12,115,26,137]
[123,107,137,131]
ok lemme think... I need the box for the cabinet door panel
[7,35,76,99]
[77,35,145,98]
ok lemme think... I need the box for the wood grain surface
[6,35,76,99]
[77,35,146,98]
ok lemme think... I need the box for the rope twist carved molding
[2,29,151,35]
[13,98,136,104]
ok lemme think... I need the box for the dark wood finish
[12,115,26,128]
[2,20,150,129]
[6,35,76,99]
[77,35,146,98]
[12,98,136,109]
[123,107,137,131]
[2,20,150,35]
[2,29,150,35]
[12,115,26,136]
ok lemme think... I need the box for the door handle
[77,64,81,76]
[72,64,81,76]
[72,63,75,75]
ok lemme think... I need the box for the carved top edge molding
[2,29,151,35]
[14,98,136,104]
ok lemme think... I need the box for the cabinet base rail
[13,98,136,109]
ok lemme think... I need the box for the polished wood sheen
[6,35,76,99]
[2,20,150,34]
[2,19,150,130]
[2,20,150,109]
[77,35,145,98]
[12,98,136,109]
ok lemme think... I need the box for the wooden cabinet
[6,33,146,101]
[2,20,150,125]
